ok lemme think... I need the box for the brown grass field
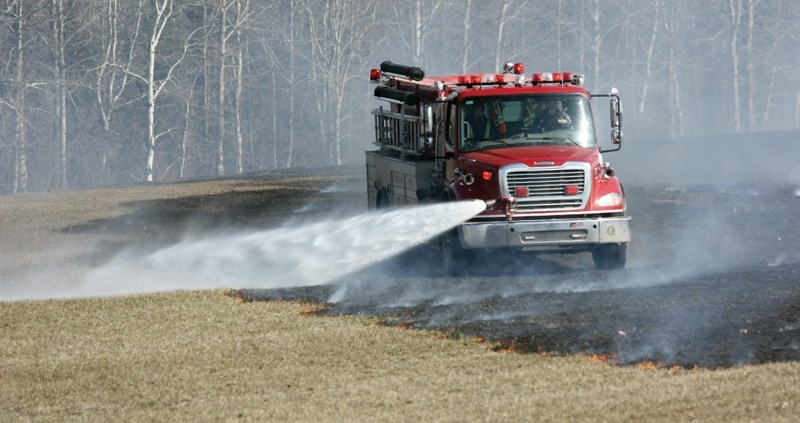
[1,170,799,422]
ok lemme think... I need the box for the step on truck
[366,61,630,271]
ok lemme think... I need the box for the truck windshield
[459,94,595,152]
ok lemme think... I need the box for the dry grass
[1,173,799,421]
[2,291,799,422]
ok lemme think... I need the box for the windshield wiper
[526,136,581,147]
[486,138,513,148]
[467,138,513,151]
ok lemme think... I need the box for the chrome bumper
[459,216,631,249]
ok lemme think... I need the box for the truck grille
[503,164,590,211]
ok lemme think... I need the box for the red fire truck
[366,61,630,270]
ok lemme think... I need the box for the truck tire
[435,188,469,276]
[376,188,390,209]
[436,228,469,277]
[592,243,627,270]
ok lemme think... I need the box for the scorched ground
[242,179,800,369]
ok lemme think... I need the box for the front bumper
[459,216,631,250]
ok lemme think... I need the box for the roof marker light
[369,68,381,81]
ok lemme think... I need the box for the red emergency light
[514,187,529,197]
[513,63,525,74]
[532,72,581,85]
[458,74,483,85]
[565,185,580,195]
[369,68,381,81]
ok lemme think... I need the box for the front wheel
[592,243,627,270]
[435,228,470,276]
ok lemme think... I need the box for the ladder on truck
[372,106,424,156]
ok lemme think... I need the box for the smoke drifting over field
[311,179,800,367]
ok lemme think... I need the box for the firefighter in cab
[531,98,572,132]
[464,101,505,147]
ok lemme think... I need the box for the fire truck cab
[366,61,630,270]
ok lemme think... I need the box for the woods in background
[1,0,797,194]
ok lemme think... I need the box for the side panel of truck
[366,151,435,209]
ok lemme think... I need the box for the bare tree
[728,0,743,132]
[93,0,146,180]
[462,0,473,73]
[5,0,29,193]
[638,0,661,116]
[127,0,196,182]
[302,0,384,165]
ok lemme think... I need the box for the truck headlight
[596,192,623,207]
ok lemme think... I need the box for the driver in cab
[531,99,572,132]
[463,102,504,148]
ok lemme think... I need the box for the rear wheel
[376,188,390,209]
[592,243,627,270]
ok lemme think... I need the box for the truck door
[442,102,459,187]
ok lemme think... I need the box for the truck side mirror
[611,128,622,145]
[610,98,621,129]
[609,91,623,145]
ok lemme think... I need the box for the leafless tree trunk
[590,0,601,91]
[95,0,144,180]
[12,0,27,193]
[271,71,278,168]
[286,1,296,168]
[50,0,69,189]
[233,2,247,174]
[303,0,382,165]
[462,0,472,73]
[413,0,423,65]
[141,0,194,182]
[744,0,759,132]
[728,0,743,133]
[180,75,199,179]
[493,0,510,72]
[638,0,661,116]
[144,0,174,182]
[664,4,684,137]
[557,0,563,69]
[214,0,251,175]
[216,0,230,176]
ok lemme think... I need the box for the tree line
[1,0,797,194]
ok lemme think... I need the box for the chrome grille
[504,165,589,211]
